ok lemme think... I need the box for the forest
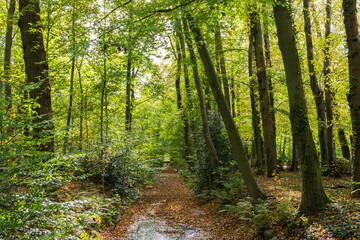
[1,0,360,239]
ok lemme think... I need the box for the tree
[323,0,336,172]
[182,16,218,171]
[187,13,266,200]
[303,0,329,168]
[3,0,16,112]
[248,34,265,174]
[249,3,277,177]
[273,0,330,215]
[342,0,360,198]
[19,0,54,152]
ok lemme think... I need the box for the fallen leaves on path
[100,167,254,239]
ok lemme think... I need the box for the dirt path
[100,167,252,239]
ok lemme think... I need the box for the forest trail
[100,167,252,239]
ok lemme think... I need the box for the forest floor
[99,167,360,239]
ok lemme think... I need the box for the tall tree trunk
[177,20,193,166]
[187,13,266,200]
[230,72,236,117]
[19,0,54,152]
[342,0,360,198]
[303,0,329,167]
[64,5,76,153]
[215,22,231,110]
[77,59,84,151]
[323,0,336,172]
[100,50,107,158]
[3,0,15,112]
[249,4,277,177]
[175,29,191,165]
[338,128,351,160]
[263,9,277,161]
[249,34,265,174]
[273,1,330,215]
[125,50,132,132]
[183,17,218,171]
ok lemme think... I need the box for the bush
[224,197,294,239]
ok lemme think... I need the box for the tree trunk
[178,19,195,168]
[230,72,236,117]
[63,5,76,153]
[338,128,351,160]
[3,0,15,112]
[215,23,231,110]
[273,1,330,215]
[175,29,191,165]
[342,0,360,198]
[19,0,54,152]
[187,13,266,200]
[77,59,84,151]
[263,9,277,163]
[249,4,277,177]
[290,137,299,172]
[183,17,218,171]
[323,0,336,172]
[303,0,329,167]
[125,50,132,132]
[100,50,107,158]
[248,34,265,175]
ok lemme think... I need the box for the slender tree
[19,0,54,152]
[273,0,330,214]
[183,16,218,171]
[64,2,77,153]
[3,0,16,112]
[215,22,231,111]
[303,0,329,167]
[188,13,266,200]
[342,0,360,198]
[248,34,265,174]
[249,3,277,177]
[323,0,336,172]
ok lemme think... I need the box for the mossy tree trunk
[323,0,336,173]
[248,34,265,174]
[19,0,54,152]
[342,0,360,198]
[273,1,330,215]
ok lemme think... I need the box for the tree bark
[19,0,54,152]
[215,22,231,110]
[125,50,132,132]
[187,13,266,200]
[175,28,191,165]
[3,0,16,112]
[183,17,218,171]
[342,0,360,197]
[249,4,277,177]
[273,1,330,215]
[248,34,265,174]
[303,0,329,167]
[338,128,351,160]
[323,0,336,172]
[263,9,277,161]
[64,4,76,153]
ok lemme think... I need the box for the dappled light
[1,0,360,239]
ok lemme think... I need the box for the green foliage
[207,172,244,204]
[224,198,294,239]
